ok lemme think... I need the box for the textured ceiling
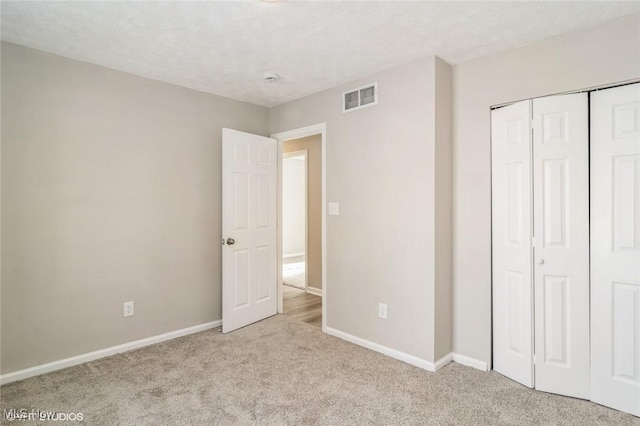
[2,1,639,107]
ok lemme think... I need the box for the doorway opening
[272,124,326,331]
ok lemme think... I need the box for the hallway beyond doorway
[283,285,321,328]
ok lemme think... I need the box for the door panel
[542,159,569,247]
[492,100,534,387]
[542,275,568,365]
[222,128,277,333]
[591,83,640,416]
[532,93,590,399]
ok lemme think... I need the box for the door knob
[226,238,235,246]
[536,258,544,265]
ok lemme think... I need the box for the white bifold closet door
[591,83,640,416]
[492,93,590,399]
[532,93,590,399]
[492,100,534,388]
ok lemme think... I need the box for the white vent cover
[343,82,377,112]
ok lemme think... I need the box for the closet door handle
[536,258,544,265]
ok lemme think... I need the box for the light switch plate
[329,202,340,216]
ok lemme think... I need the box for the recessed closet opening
[490,81,640,417]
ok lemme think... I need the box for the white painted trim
[272,123,326,143]
[0,320,222,385]
[276,137,284,314]
[325,326,438,372]
[283,252,305,259]
[452,352,490,371]
[272,123,327,332]
[306,286,323,297]
[434,353,453,371]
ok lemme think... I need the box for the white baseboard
[306,286,323,297]
[325,326,448,372]
[0,320,222,385]
[283,253,305,259]
[434,352,453,371]
[452,352,489,371]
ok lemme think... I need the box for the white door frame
[271,123,327,332]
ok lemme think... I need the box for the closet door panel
[591,83,640,417]
[492,100,533,387]
[533,93,590,399]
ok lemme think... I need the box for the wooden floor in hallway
[283,285,322,328]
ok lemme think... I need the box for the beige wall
[5,11,634,376]
[451,13,640,365]
[283,135,323,290]
[270,57,452,363]
[0,42,269,374]
[434,58,453,360]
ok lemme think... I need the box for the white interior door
[591,83,640,416]
[492,100,534,387]
[532,93,590,399]
[222,128,278,333]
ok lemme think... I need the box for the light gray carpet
[1,315,638,425]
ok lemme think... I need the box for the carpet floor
[1,315,638,425]
[283,261,305,288]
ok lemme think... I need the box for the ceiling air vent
[343,82,377,113]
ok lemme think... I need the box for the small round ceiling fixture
[263,72,279,83]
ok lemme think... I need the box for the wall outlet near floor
[124,301,134,318]
[378,303,387,319]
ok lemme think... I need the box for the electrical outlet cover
[124,301,134,317]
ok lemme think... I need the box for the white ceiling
[2,1,639,107]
